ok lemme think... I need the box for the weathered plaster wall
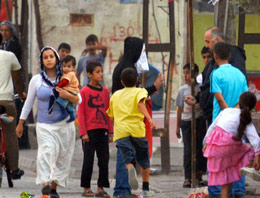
[29,0,181,97]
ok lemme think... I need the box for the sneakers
[182,179,191,188]
[128,166,138,190]
[141,190,154,198]
[240,167,260,181]
[11,168,24,179]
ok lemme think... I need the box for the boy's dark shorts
[116,136,150,169]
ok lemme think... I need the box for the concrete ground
[0,140,260,197]
[1,111,260,197]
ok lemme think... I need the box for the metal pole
[14,0,19,34]
[143,0,149,48]
[142,0,174,174]
[223,0,229,37]
[5,0,11,21]
[161,0,175,174]
[238,7,245,49]
[33,0,44,51]
[214,1,219,26]
[142,0,149,88]
[185,1,190,64]
[187,0,197,187]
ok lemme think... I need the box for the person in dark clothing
[112,37,164,198]
[201,46,212,66]
[0,21,22,62]
[189,27,247,125]
[112,37,159,95]
[196,47,212,86]
[186,26,247,198]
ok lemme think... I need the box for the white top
[20,74,82,120]
[205,108,260,155]
[20,74,42,120]
[0,50,21,101]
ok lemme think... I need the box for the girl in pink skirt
[203,92,260,198]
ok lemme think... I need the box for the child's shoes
[128,166,138,190]
[140,190,154,198]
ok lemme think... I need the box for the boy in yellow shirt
[107,68,157,197]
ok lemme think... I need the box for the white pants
[36,118,75,187]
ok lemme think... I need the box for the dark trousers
[80,129,110,188]
[15,98,30,149]
[181,116,207,180]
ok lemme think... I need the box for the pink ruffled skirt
[204,126,255,186]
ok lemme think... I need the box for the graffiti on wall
[100,24,167,73]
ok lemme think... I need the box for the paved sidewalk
[2,140,192,197]
[0,173,197,198]
[12,139,260,197]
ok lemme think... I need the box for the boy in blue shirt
[211,42,248,121]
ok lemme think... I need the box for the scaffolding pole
[187,0,197,187]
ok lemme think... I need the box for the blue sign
[120,0,143,4]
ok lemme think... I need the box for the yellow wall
[193,14,214,72]
[193,13,260,72]
[243,15,260,70]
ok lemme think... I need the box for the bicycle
[0,105,14,188]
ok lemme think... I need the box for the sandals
[95,191,110,198]
[183,179,191,188]
[82,190,95,197]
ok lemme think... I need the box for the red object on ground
[144,99,153,158]
[40,195,50,198]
